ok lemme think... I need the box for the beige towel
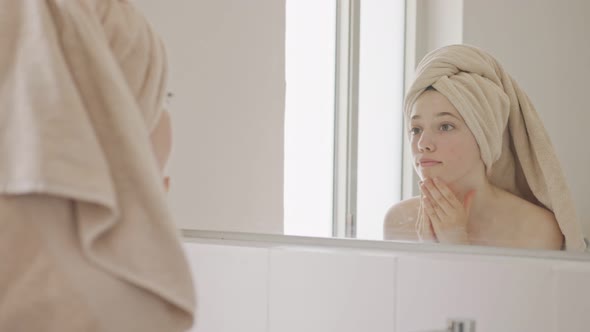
[0,0,195,330]
[405,44,585,251]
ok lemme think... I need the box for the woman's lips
[418,160,442,167]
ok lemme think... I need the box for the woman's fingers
[421,179,454,215]
[420,177,472,245]
[417,202,438,242]
[432,177,462,208]
[424,197,449,238]
[423,196,443,223]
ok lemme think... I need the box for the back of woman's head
[0,0,196,327]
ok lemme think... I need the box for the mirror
[136,0,590,253]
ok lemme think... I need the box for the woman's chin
[419,168,439,180]
[419,171,455,185]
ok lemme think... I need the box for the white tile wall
[554,263,590,332]
[183,242,270,332]
[183,241,590,332]
[268,248,397,332]
[396,255,554,332]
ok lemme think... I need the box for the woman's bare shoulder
[384,197,420,222]
[505,194,564,250]
[383,197,421,241]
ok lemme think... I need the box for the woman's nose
[417,132,435,152]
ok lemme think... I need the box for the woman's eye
[409,127,422,135]
[440,123,455,131]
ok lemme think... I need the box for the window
[357,0,405,240]
[285,0,406,240]
[284,0,337,237]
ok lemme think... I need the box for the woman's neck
[446,174,500,222]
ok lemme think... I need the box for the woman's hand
[420,177,475,245]
[416,197,437,242]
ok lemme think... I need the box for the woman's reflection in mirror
[383,45,586,251]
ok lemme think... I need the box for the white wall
[183,239,590,332]
[414,0,463,65]
[136,0,285,234]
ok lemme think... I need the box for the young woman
[384,45,586,251]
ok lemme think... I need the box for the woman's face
[409,90,484,183]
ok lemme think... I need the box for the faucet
[447,319,476,332]
[414,319,476,332]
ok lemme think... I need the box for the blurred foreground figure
[0,1,195,331]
